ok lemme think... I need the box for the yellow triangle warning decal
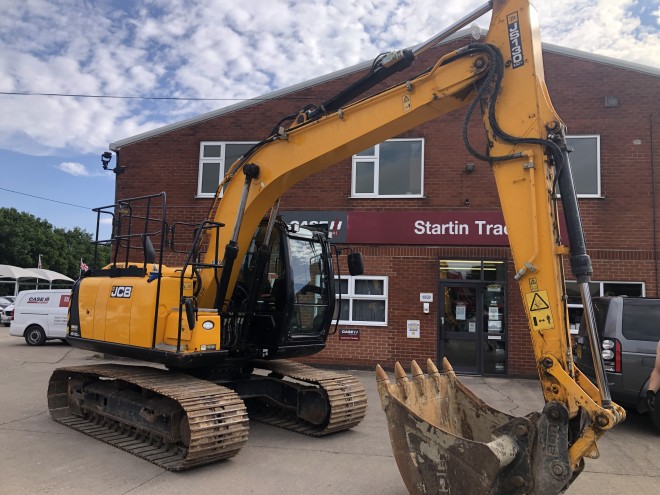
[529,292,550,311]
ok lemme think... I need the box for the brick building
[109,32,660,376]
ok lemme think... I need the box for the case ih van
[9,289,72,346]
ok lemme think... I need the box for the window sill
[349,195,425,199]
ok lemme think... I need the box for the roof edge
[542,43,660,77]
[110,31,659,150]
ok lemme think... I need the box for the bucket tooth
[441,357,454,372]
[375,364,390,383]
[394,362,408,381]
[410,360,424,378]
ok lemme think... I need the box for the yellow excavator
[47,0,624,492]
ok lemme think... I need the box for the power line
[0,187,91,210]
[0,90,315,101]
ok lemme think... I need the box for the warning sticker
[525,290,554,330]
[528,291,550,311]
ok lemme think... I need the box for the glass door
[439,283,481,373]
[439,282,507,375]
[438,259,508,375]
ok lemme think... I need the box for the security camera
[101,151,112,170]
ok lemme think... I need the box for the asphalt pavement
[0,331,658,495]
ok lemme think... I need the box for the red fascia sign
[346,211,510,246]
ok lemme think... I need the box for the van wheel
[25,325,47,346]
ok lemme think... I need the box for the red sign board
[346,211,510,246]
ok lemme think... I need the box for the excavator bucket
[376,359,575,495]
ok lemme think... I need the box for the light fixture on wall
[101,151,125,174]
[465,162,475,173]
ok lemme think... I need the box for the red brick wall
[113,36,660,376]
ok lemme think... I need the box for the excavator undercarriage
[47,360,367,470]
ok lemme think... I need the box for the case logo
[27,296,50,304]
[507,11,525,69]
[110,286,133,298]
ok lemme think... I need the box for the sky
[0,0,658,238]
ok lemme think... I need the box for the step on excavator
[48,0,624,492]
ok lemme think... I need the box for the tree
[0,208,110,279]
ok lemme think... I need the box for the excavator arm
[188,1,624,492]
[373,1,626,493]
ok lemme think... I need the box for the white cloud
[0,0,657,159]
[56,161,91,176]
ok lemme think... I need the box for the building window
[351,139,424,197]
[198,142,256,197]
[566,280,644,333]
[566,135,600,197]
[334,276,388,325]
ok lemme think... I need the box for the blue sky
[0,0,658,237]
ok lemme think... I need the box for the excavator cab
[226,220,338,358]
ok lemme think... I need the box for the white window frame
[565,135,601,198]
[197,141,257,198]
[566,280,645,334]
[351,138,424,198]
[334,275,388,326]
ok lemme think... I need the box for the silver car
[574,297,660,430]
[1,303,13,326]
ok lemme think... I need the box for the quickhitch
[376,358,574,495]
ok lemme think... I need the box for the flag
[80,259,89,272]
[37,254,42,269]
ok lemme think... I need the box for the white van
[9,289,72,346]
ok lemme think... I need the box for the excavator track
[47,364,249,471]
[248,359,368,436]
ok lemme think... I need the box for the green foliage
[0,208,110,279]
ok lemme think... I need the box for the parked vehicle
[0,296,12,326]
[9,289,71,345]
[575,297,660,420]
[1,303,13,326]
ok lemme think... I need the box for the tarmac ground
[0,331,658,495]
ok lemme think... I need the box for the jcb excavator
[47,0,625,492]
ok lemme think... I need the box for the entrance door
[439,283,481,374]
[438,282,507,375]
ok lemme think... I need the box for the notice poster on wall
[456,304,466,320]
[407,320,421,339]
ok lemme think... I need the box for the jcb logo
[111,286,133,298]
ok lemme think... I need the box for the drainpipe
[651,114,658,296]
